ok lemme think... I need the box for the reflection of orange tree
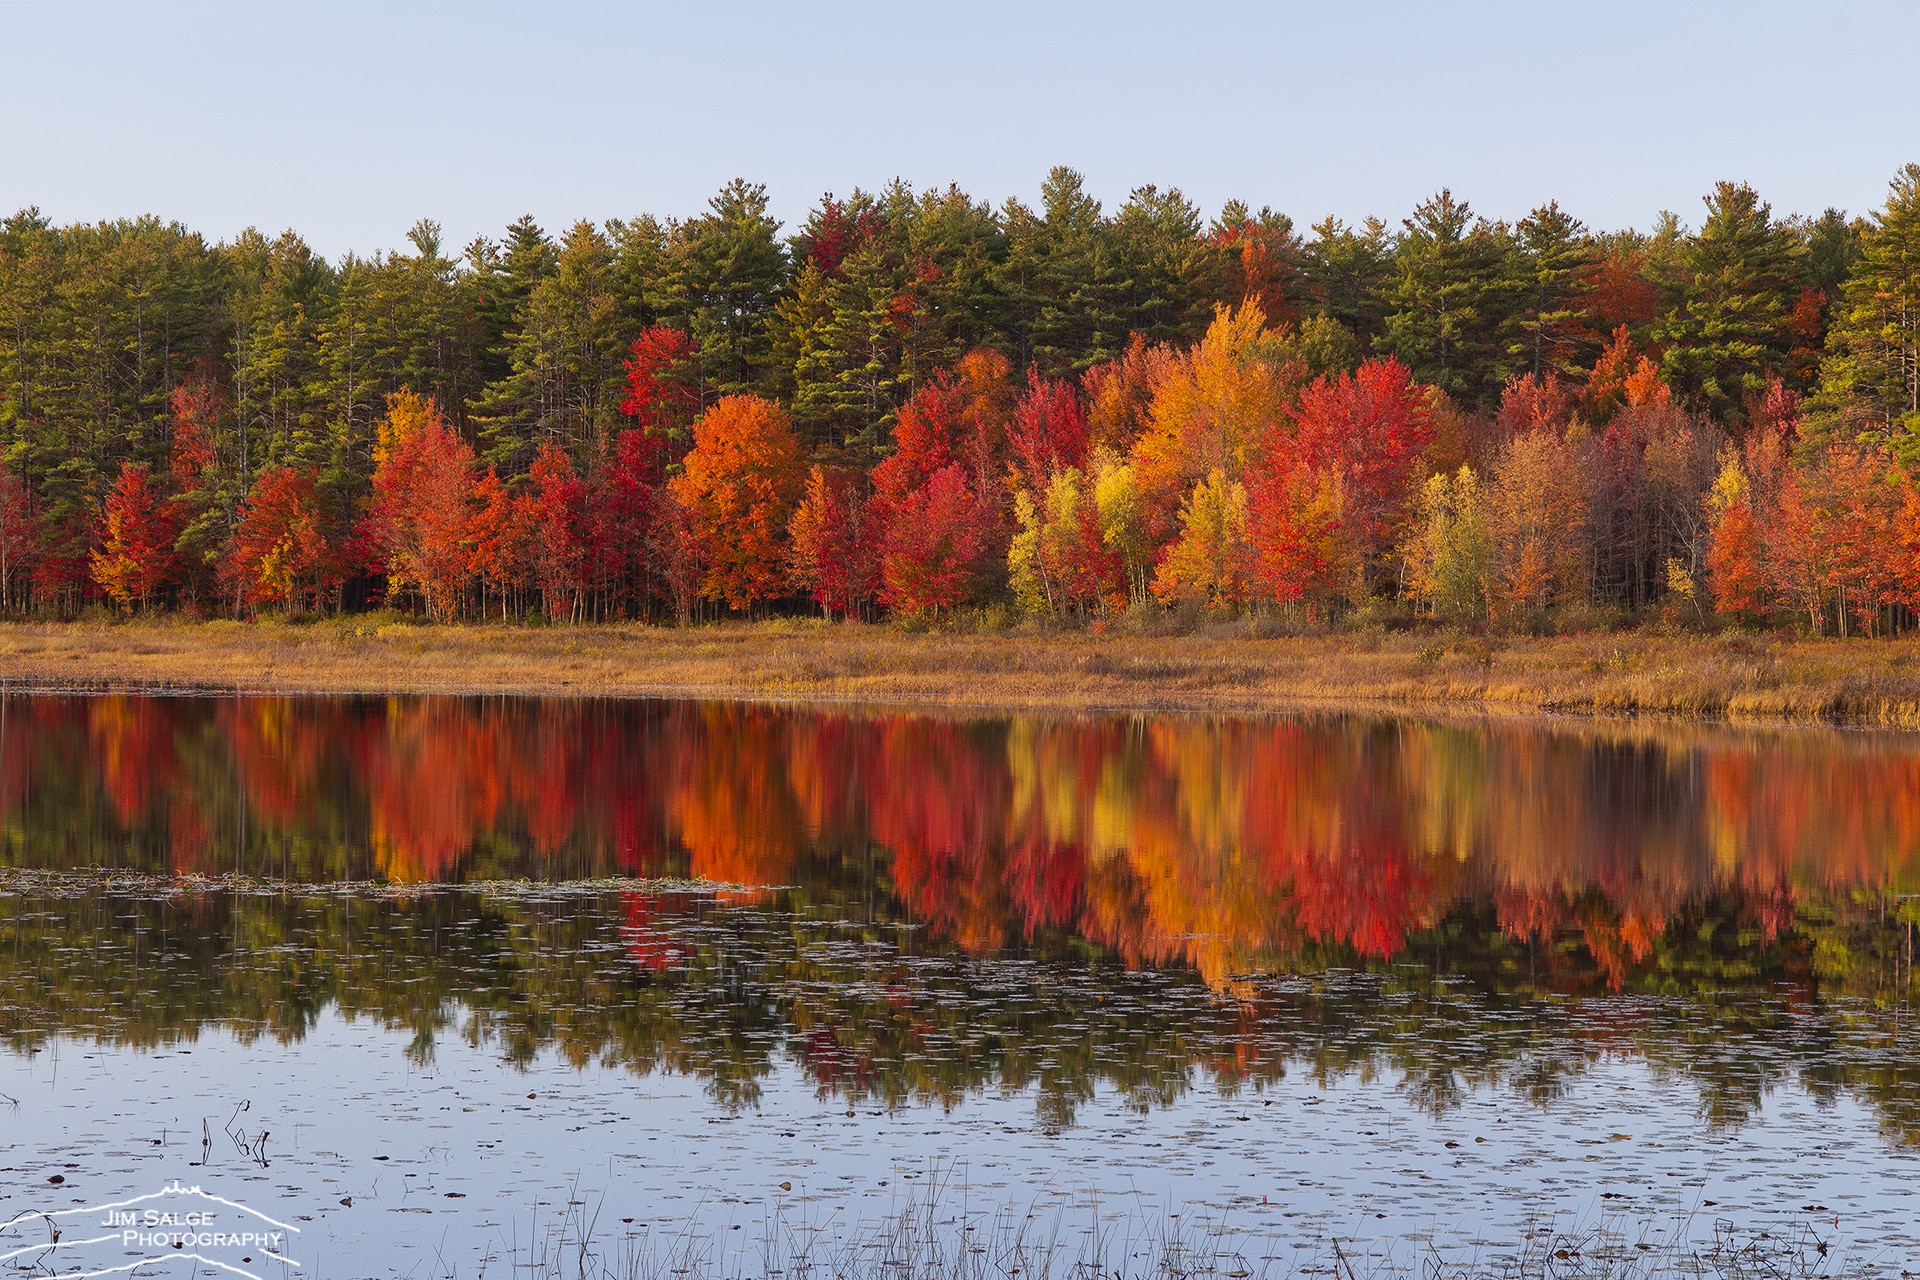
[365,698,507,882]
[671,704,804,887]
[72,696,217,873]
[1076,718,1287,985]
[1705,737,1920,899]
[1056,719,1452,987]
[218,697,335,826]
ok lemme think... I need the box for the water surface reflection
[8,694,1920,1272]
[4,694,1917,992]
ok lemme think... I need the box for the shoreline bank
[5,618,1920,729]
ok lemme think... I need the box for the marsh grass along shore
[7,616,1920,728]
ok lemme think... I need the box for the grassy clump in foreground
[6,614,1920,728]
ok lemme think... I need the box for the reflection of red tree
[1242,723,1438,962]
[89,696,178,826]
[621,889,695,970]
[365,700,504,882]
[1005,838,1085,939]
[1283,834,1431,959]
[520,716,582,855]
[1495,885,1569,946]
[872,717,1013,952]
[28,691,1920,993]
[795,1024,879,1099]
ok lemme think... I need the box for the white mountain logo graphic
[0,1180,301,1279]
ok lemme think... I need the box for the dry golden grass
[5,615,1920,727]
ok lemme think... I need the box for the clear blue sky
[4,0,1916,258]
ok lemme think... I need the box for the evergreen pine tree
[1654,182,1804,417]
[1809,164,1920,451]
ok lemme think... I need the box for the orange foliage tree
[1081,334,1173,455]
[1586,325,1670,422]
[669,394,806,611]
[1129,302,1297,546]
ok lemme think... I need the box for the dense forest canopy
[2,165,1917,633]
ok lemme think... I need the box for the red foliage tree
[647,487,704,625]
[222,466,337,613]
[879,464,989,615]
[1008,369,1089,492]
[873,350,1015,503]
[590,429,664,614]
[165,379,223,607]
[620,326,702,444]
[30,514,91,614]
[795,195,886,278]
[1295,358,1432,545]
[91,461,179,610]
[1248,357,1431,602]
[1046,486,1126,614]
[872,379,963,499]
[1246,467,1344,605]
[1577,248,1658,337]
[788,465,880,619]
[0,462,33,612]
[365,392,478,619]
[528,441,591,622]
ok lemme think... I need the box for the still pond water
[3,694,1920,1277]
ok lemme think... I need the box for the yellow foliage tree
[1091,450,1152,604]
[1129,302,1299,537]
[1403,465,1491,621]
[1151,470,1250,610]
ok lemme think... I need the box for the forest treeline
[1,164,1917,633]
